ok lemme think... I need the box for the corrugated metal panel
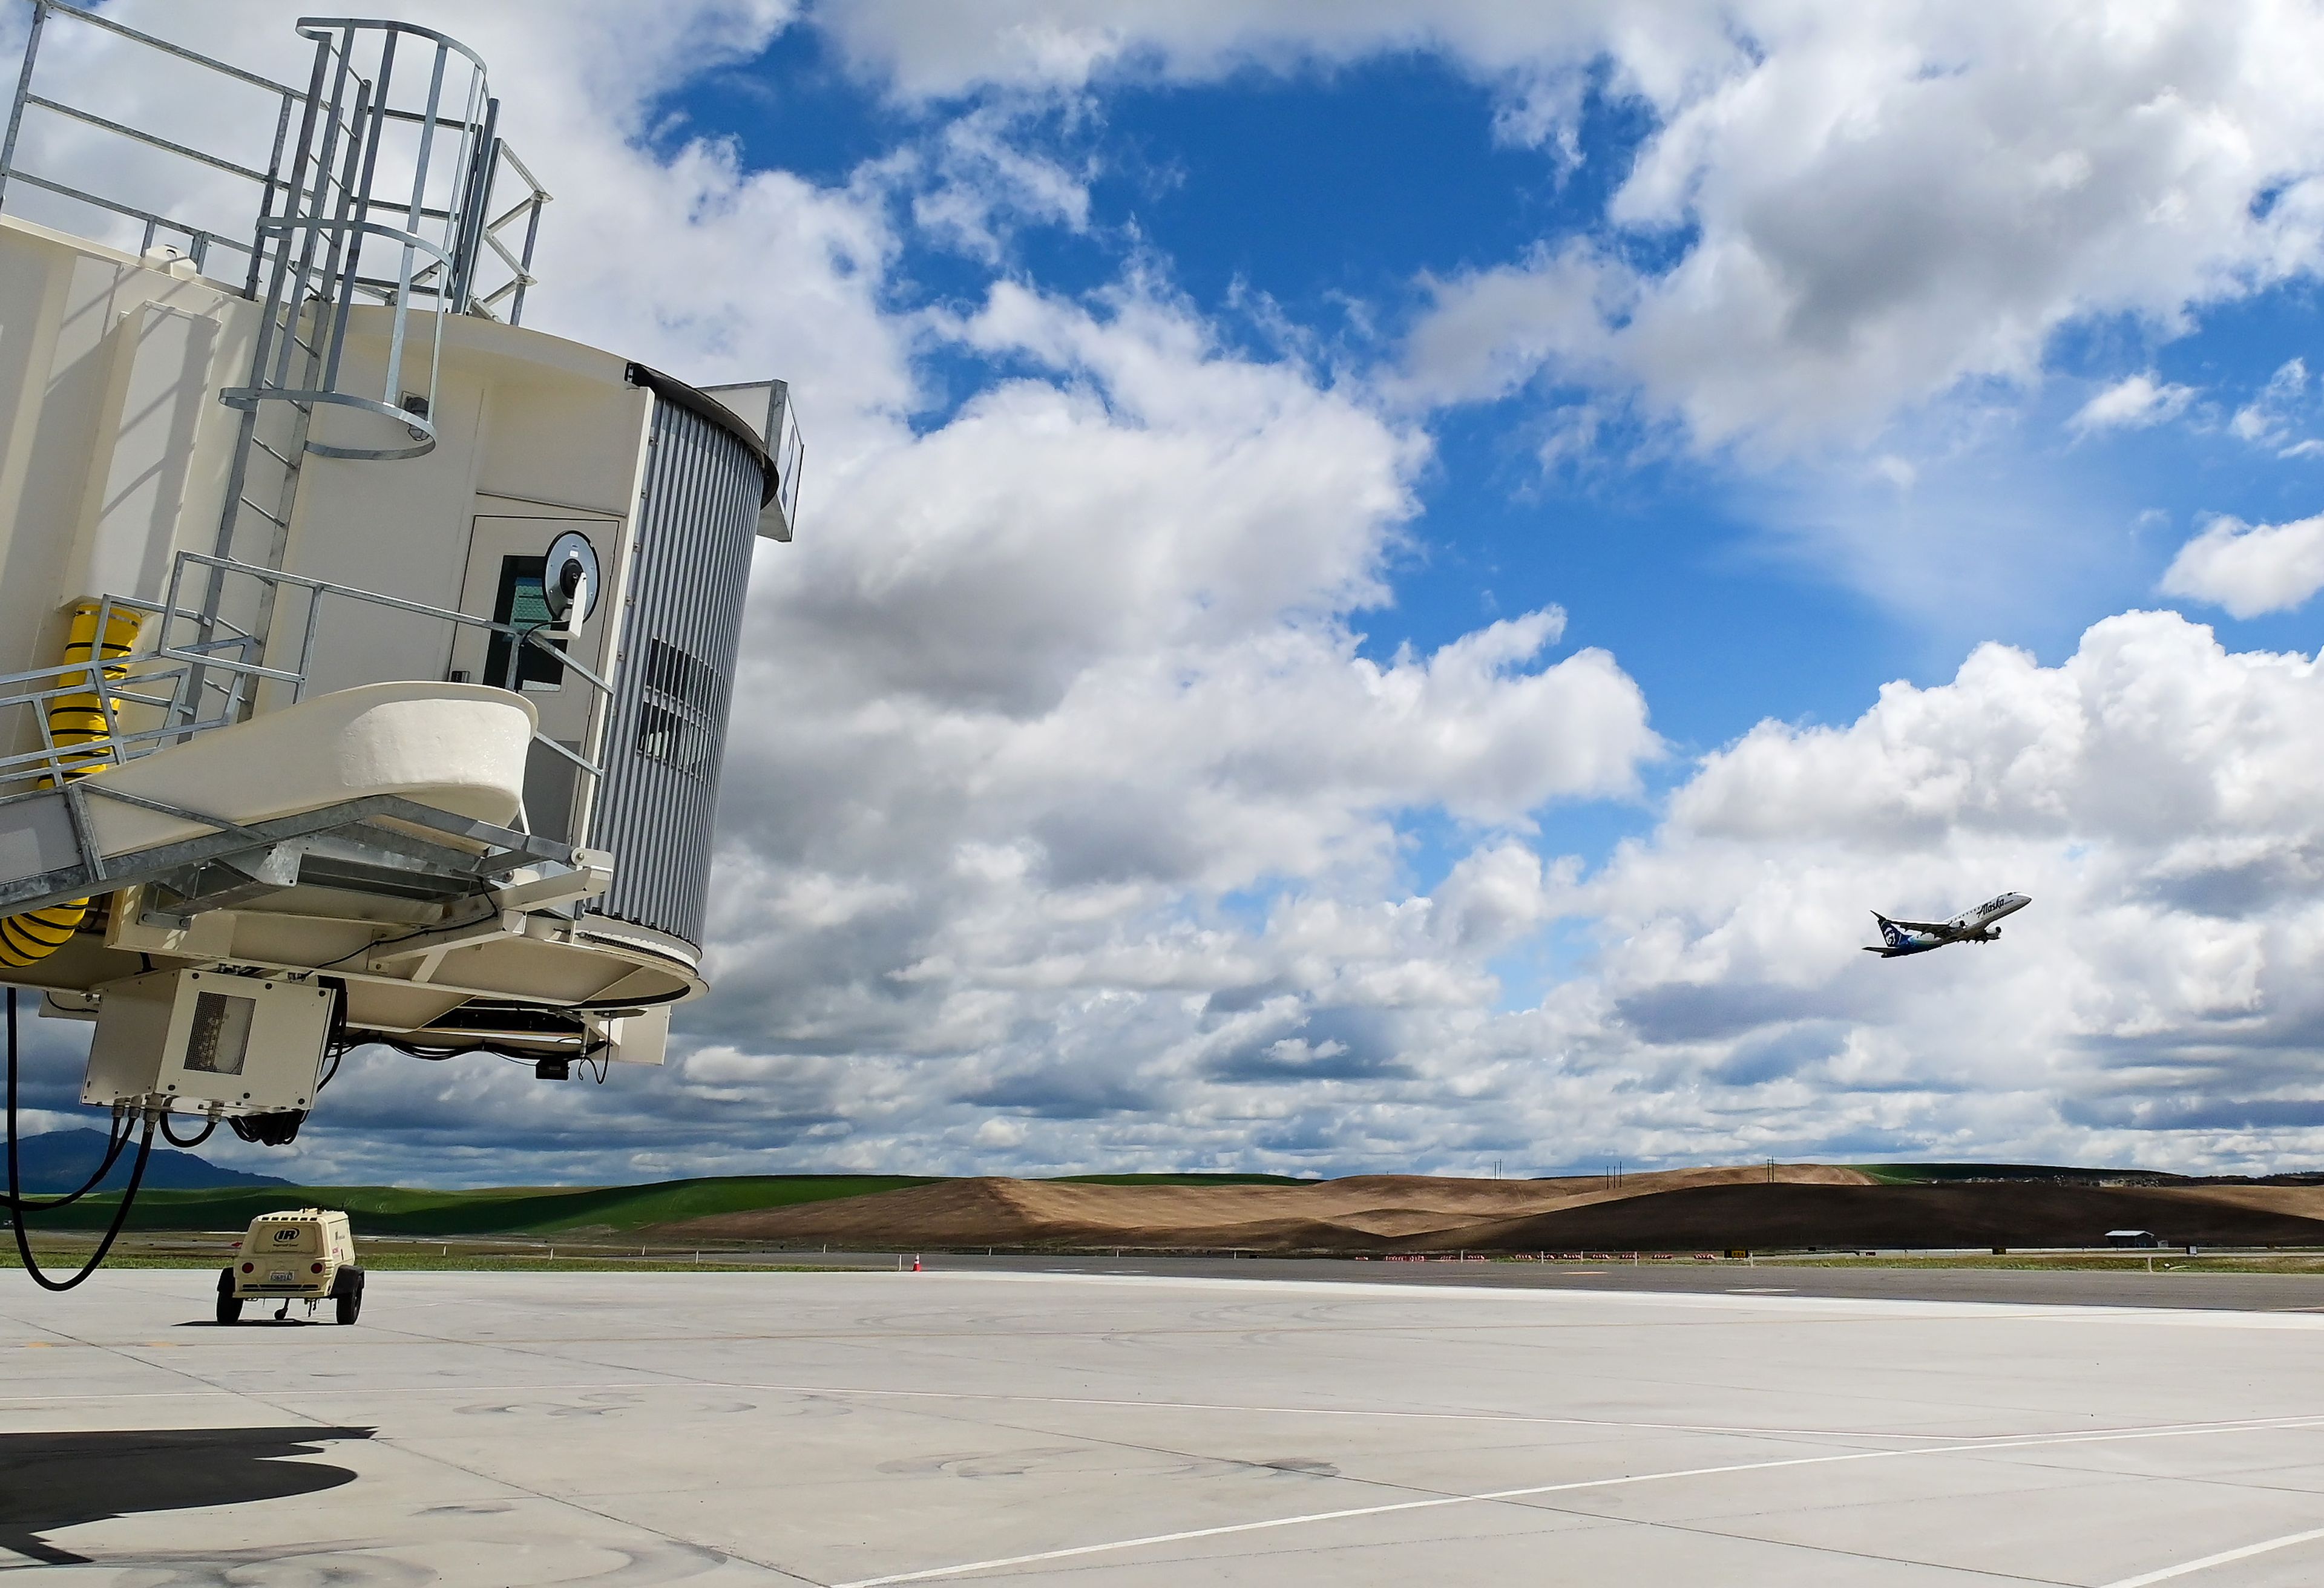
[585,396,761,950]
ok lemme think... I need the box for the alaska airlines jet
[1865,893,2030,957]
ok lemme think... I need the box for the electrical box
[82,970,332,1114]
[602,1003,670,1067]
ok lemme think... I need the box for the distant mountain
[8,1128,294,1193]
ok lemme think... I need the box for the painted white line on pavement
[2099,1526,2324,1587]
[830,1414,2324,1587]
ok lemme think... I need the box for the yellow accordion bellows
[0,602,142,970]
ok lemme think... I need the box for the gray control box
[82,970,332,1114]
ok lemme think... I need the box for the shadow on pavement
[0,1426,372,1564]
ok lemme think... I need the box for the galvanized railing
[0,594,257,798]
[0,551,609,815]
[0,0,547,322]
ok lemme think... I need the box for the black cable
[159,1112,216,1148]
[7,988,157,1290]
[0,1106,130,1213]
[310,916,461,973]
[310,978,350,1095]
[379,1036,467,1060]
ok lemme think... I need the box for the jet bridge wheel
[215,1267,242,1325]
[332,1267,365,1325]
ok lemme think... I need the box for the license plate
[269,1270,295,1284]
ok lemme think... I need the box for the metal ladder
[191,22,497,726]
[195,39,369,684]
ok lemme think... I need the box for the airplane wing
[1883,918,1952,933]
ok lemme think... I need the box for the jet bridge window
[484,555,569,692]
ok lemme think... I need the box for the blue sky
[665,20,2324,750]
[667,18,2324,880]
[43,1,2324,1186]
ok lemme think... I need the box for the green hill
[28,1163,2273,1239]
[27,1175,934,1236]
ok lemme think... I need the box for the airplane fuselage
[1866,893,2030,958]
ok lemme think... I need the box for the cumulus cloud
[1557,611,2324,1171]
[2160,513,2324,618]
[2230,358,2317,456]
[7,1,1664,1183]
[814,2,1645,103]
[910,102,1097,260]
[1437,5,2324,452]
[819,3,2324,455]
[682,275,1661,1160]
[169,602,2324,1185]
[25,1,2324,1189]
[653,608,2324,1181]
[2069,373,2196,438]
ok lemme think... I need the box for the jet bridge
[0,2,803,1202]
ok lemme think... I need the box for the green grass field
[20,1169,1343,1237]
[24,1174,936,1236]
[0,1248,853,1273]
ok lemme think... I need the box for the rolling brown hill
[648,1167,2324,1253]
[655,1164,1875,1252]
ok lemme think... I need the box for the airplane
[1865,893,2030,957]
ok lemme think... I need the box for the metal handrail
[0,595,262,801]
[0,0,549,324]
[0,553,613,822]
[162,551,617,703]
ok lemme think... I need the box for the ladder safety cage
[221,16,501,467]
[0,2,546,327]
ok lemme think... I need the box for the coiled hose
[0,602,143,971]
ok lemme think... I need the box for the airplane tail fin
[1871,911,1907,949]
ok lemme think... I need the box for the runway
[790,1248,2324,1313]
[7,1268,2324,1584]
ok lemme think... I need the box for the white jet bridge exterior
[0,4,801,1149]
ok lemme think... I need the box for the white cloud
[815,4,2324,456]
[1446,5,2324,453]
[1549,611,2324,1167]
[813,3,1646,103]
[663,593,2324,1184]
[208,608,2324,1184]
[2069,373,2196,438]
[909,103,1097,260]
[2230,358,2315,455]
[704,272,1659,983]
[2160,513,2324,618]
[32,1,2324,1188]
[1396,245,1626,408]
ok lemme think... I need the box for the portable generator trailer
[0,3,803,1286]
[220,1207,363,1324]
